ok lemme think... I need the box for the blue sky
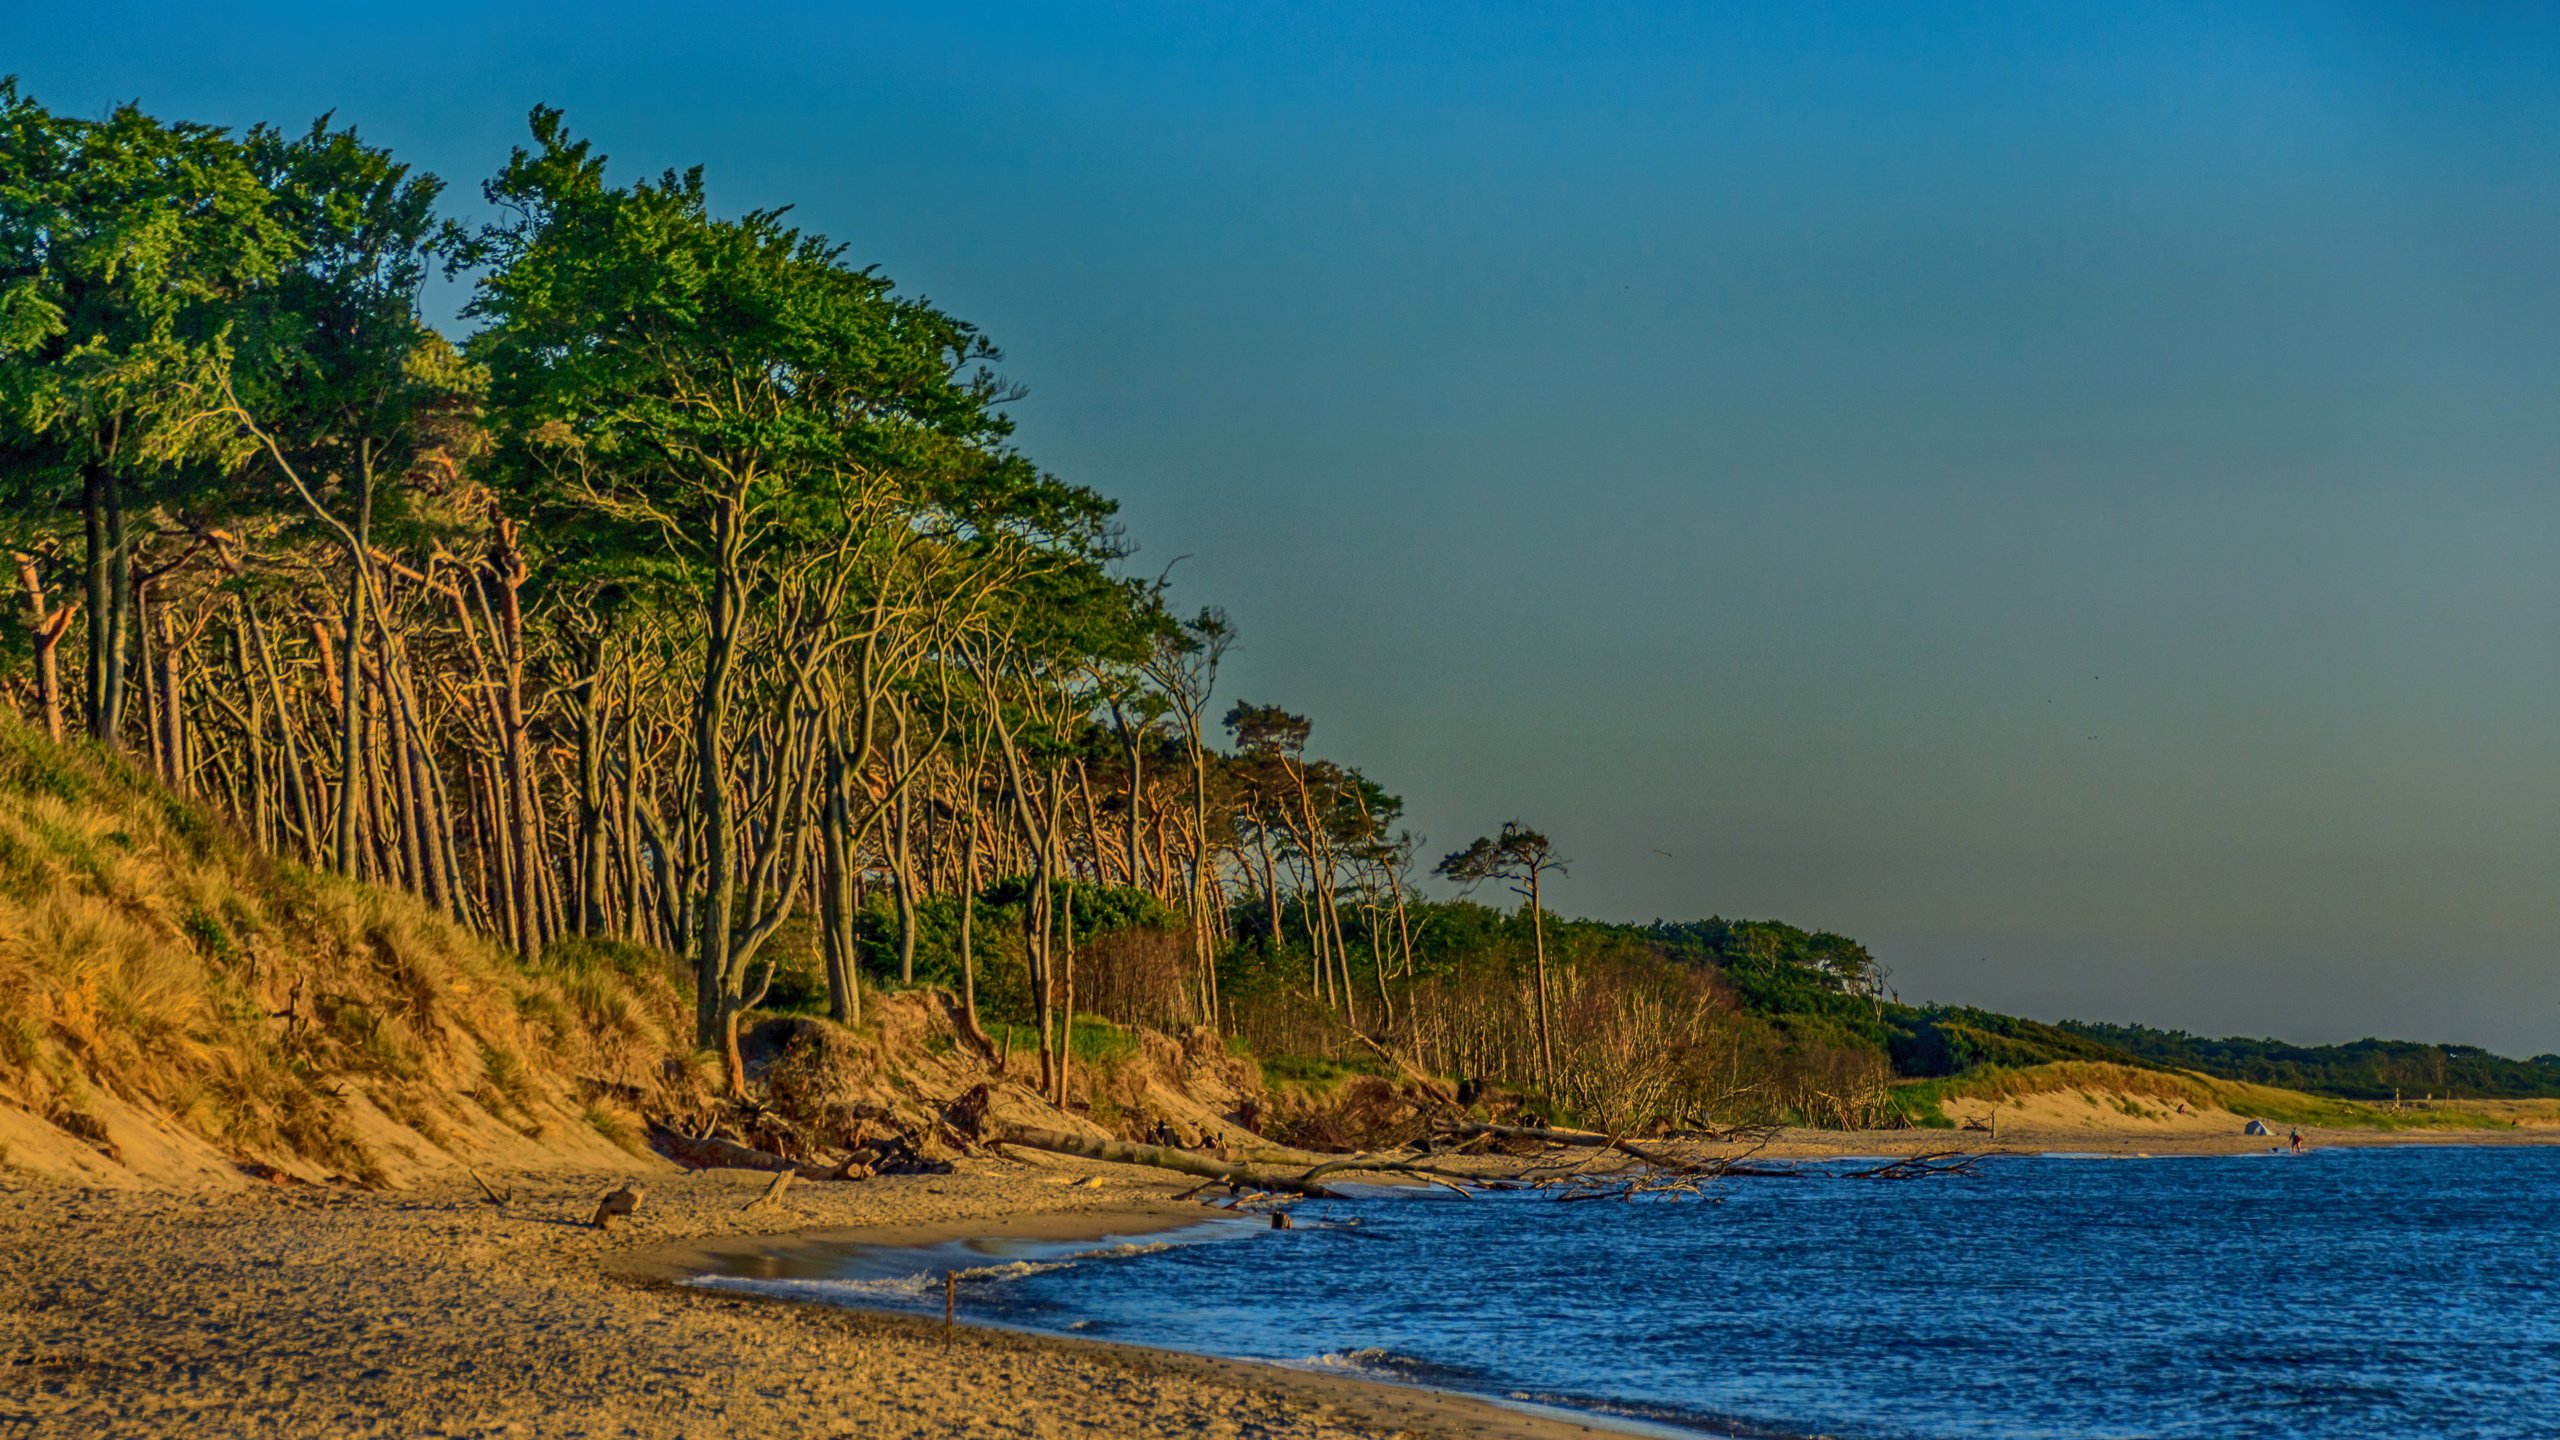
[13,2,2557,1052]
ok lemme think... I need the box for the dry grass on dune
[1902,1059,2550,1135]
[0,716,691,1182]
[1920,1062,2218,1109]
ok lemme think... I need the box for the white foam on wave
[687,1272,939,1303]
[684,1233,1217,1307]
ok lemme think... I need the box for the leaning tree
[1436,821,1568,1088]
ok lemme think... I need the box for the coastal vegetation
[3,81,2551,1176]
[2054,1021,2560,1102]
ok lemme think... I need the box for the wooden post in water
[945,1269,956,1330]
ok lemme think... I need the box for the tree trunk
[1530,870,1554,1089]
[334,469,372,874]
[1054,881,1076,1109]
[1123,716,1146,894]
[957,790,986,1049]
[574,633,610,937]
[1255,821,1282,954]
[489,520,541,958]
[82,465,132,747]
[151,593,187,791]
[378,663,423,893]
[891,706,919,985]
[17,554,66,743]
[133,584,164,779]
[693,502,746,1087]
[617,694,642,940]
[227,612,267,846]
[239,594,317,865]
[818,710,860,1025]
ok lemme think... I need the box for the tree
[0,82,295,746]
[457,108,1021,1092]
[1436,821,1567,1087]
[1144,606,1232,1024]
[223,115,465,880]
[3,85,1779,1128]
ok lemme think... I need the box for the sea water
[694,1145,2560,1439]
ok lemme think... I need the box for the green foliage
[6,79,2541,1143]
[0,79,297,484]
[456,105,1041,563]
[1889,1007,2137,1077]
[989,1014,1137,1066]
[1258,1052,1387,1090]
[539,934,686,994]
[2059,1020,2560,1100]
[1434,821,1560,896]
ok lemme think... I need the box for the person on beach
[2288,1128,2305,1153]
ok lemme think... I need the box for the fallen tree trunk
[1432,1120,1670,1161]
[1430,1121,1801,1178]
[648,1122,868,1181]
[1339,1027,1463,1110]
[996,1127,1345,1198]
[1294,1152,1482,1197]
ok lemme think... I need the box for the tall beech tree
[456,109,1024,1089]
[224,116,466,879]
[0,83,295,746]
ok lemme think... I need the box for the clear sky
[14,3,2557,1054]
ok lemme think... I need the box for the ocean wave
[687,1273,939,1303]
[686,1234,1207,1308]
[1502,1388,1812,1439]
[952,1237,1189,1283]
[949,1257,1074,1283]
[1300,1347,1482,1387]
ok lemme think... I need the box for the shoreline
[616,1127,2560,1439]
[11,1124,2557,1438]
[645,1250,1727,1440]
[0,1159,1660,1440]
[623,1198,1732,1439]
[610,1195,1223,1286]
[1736,1117,2560,1160]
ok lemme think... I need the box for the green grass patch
[2195,1077,2514,1131]
[1256,1052,1388,1090]
[987,1015,1139,1065]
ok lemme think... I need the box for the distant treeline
[2054,1022,2560,1102]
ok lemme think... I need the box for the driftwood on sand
[1406,1120,1988,1199]
[991,1115,1983,1205]
[1424,1120,1812,1177]
[465,1166,512,1208]
[994,1127,1347,1199]
[647,1122,874,1181]
[591,1183,644,1230]
[740,1169,796,1213]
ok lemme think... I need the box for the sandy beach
[9,1113,2557,1439]
[0,1156,1628,1440]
